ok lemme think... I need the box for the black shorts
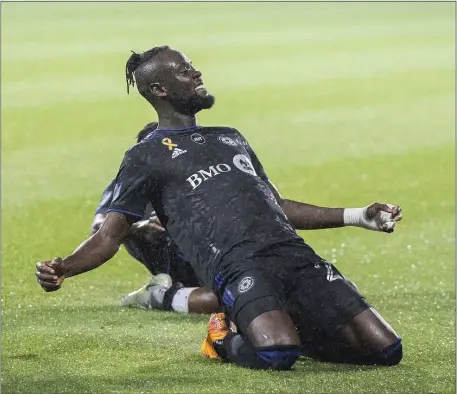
[213,240,369,337]
[123,236,200,288]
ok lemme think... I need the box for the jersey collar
[154,125,201,134]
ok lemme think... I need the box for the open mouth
[195,84,208,94]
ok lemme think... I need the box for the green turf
[1,2,455,393]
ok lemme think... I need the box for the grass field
[1,2,455,393]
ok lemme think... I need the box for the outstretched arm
[236,131,402,233]
[266,181,402,232]
[91,211,165,241]
[65,211,131,277]
[36,212,132,291]
[37,143,157,291]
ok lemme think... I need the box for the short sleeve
[237,132,269,182]
[95,178,116,214]
[107,145,155,221]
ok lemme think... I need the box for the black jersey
[107,125,302,284]
[96,178,155,219]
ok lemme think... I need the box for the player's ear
[149,82,167,98]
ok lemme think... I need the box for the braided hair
[125,46,170,94]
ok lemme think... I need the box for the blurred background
[1,3,455,393]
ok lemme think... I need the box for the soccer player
[94,126,360,316]
[36,46,403,371]
[92,121,220,314]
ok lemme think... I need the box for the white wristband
[344,206,396,232]
[343,208,364,227]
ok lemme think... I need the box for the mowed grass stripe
[2,45,453,110]
[3,64,454,152]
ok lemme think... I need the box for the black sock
[214,333,271,369]
[214,333,300,370]
[213,332,236,359]
[161,282,184,311]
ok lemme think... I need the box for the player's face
[156,50,215,115]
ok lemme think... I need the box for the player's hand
[130,214,165,242]
[147,214,166,232]
[132,215,165,233]
[35,257,66,292]
[363,203,403,233]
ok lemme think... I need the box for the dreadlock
[125,46,170,94]
[136,122,158,143]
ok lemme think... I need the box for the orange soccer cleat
[200,313,231,360]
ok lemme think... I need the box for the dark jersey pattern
[108,126,302,285]
[96,178,154,220]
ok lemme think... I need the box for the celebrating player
[96,125,364,317]
[36,46,403,370]
[93,123,360,315]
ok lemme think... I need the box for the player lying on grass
[92,122,220,314]
[94,124,362,316]
[36,45,403,370]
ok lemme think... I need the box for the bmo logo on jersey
[186,164,232,189]
[186,155,257,190]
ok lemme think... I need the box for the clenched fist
[35,257,66,292]
[344,203,403,233]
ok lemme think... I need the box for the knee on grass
[222,334,301,371]
[255,345,301,370]
[363,338,403,366]
[379,338,403,366]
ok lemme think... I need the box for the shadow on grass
[185,352,390,373]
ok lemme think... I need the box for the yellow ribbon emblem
[162,138,178,151]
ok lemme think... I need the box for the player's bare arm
[91,211,165,239]
[36,211,131,292]
[266,180,403,233]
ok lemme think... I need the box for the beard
[168,92,215,116]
